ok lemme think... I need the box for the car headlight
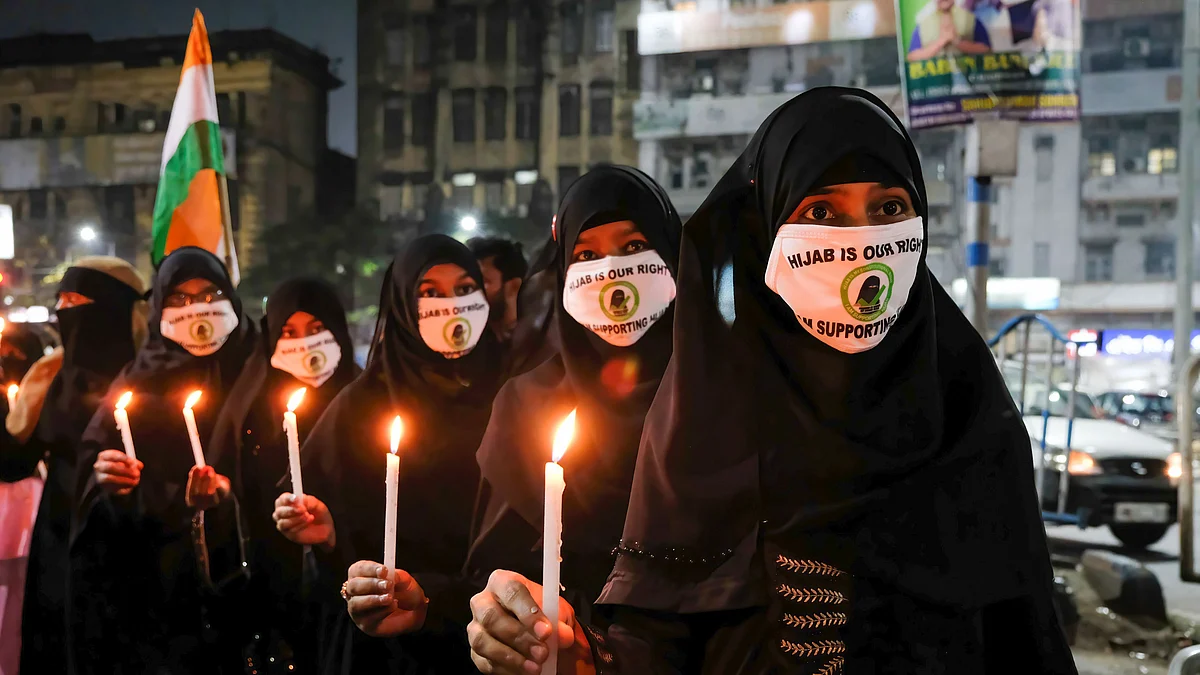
[1168,452,1182,483]
[1043,448,1101,475]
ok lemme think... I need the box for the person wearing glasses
[72,247,258,675]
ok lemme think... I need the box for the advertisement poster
[896,0,1082,128]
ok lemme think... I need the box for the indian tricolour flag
[151,9,239,284]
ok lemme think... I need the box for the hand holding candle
[114,391,137,462]
[384,415,403,571]
[284,387,307,498]
[6,384,17,410]
[542,409,576,675]
[182,390,206,468]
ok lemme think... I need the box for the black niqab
[610,88,1066,622]
[474,166,681,596]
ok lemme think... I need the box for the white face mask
[159,300,240,357]
[764,217,924,354]
[271,330,343,388]
[562,249,677,347]
[417,291,490,359]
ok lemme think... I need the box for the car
[1017,387,1181,550]
[1095,390,1200,442]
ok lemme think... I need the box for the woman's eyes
[280,328,298,339]
[454,282,479,297]
[418,286,441,298]
[623,239,649,254]
[572,249,598,263]
[802,204,835,221]
[875,200,907,217]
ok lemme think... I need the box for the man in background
[468,238,527,343]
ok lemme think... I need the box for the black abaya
[595,88,1076,673]
[0,263,143,675]
[472,165,682,604]
[71,247,257,675]
[300,234,503,674]
[206,277,360,674]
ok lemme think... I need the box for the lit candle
[542,409,576,675]
[6,384,17,410]
[384,415,403,571]
[182,390,206,468]
[114,391,137,462]
[283,387,307,497]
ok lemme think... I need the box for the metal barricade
[1170,644,1200,675]
[987,314,1085,526]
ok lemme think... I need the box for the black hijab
[609,88,1060,615]
[507,235,560,375]
[475,166,681,588]
[1,322,47,384]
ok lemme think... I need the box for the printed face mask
[417,291,490,359]
[271,330,343,388]
[562,249,676,347]
[764,217,924,354]
[159,300,240,357]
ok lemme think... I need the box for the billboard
[897,0,1082,128]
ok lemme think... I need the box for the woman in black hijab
[467,88,1076,674]
[0,257,145,675]
[271,234,503,674]
[469,165,681,608]
[72,246,257,675]
[207,277,359,673]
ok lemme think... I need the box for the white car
[1019,388,1181,550]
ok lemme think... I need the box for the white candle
[384,416,403,571]
[114,391,137,462]
[284,387,307,497]
[183,390,206,468]
[542,409,576,675]
[6,384,17,410]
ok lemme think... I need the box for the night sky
[0,0,357,156]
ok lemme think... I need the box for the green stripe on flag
[151,120,226,264]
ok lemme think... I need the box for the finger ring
[341,581,351,601]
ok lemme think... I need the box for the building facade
[358,0,641,243]
[0,30,341,299]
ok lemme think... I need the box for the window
[1115,208,1146,227]
[1087,136,1116,177]
[1148,141,1178,174]
[105,186,135,230]
[113,103,127,130]
[452,184,475,210]
[384,95,405,152]
[593,0,615,53]
[558,166,580,194]
[134,107,157,132]
[515,87,538,140]
[485,182,504,211]
[484,88,507,141]
[1145,241,1175,277]
[8,104,20,137]
[96,103,109,132]
[486,2,508,62]
[589,83,613,136]
[623,31,640,91]
[453,89,476,143]
[1033,243,1050,277]
[1084,244,1114,282]
[28,190,47,219]
[29,117,43,134]
[560,2,582,64]
[413,16,432,67]
[386,27,406,66]
[411,93,434,147]
[217,93,233,124]
[515,5,539,65]
[379,185,403,219]
[559,84,581,137]
[236,92,247,127]
[666,156,684,190]
[53,192,67,219]
[1034,134,1054,181]
[454,7,478,61]
[52,116,66,133]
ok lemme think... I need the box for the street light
[78,226,97,242]
[460,216,478,232]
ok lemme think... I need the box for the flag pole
[217,173,237,284]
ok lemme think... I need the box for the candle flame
[184,390,202,410]
[551,409,577,463]
[7,384,17,398]
[116,391,132,411]
[287,387,307,412]
[389,416,403,455]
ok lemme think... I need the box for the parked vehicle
[1020,387,1181,550]
[1095,391,1178,441]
